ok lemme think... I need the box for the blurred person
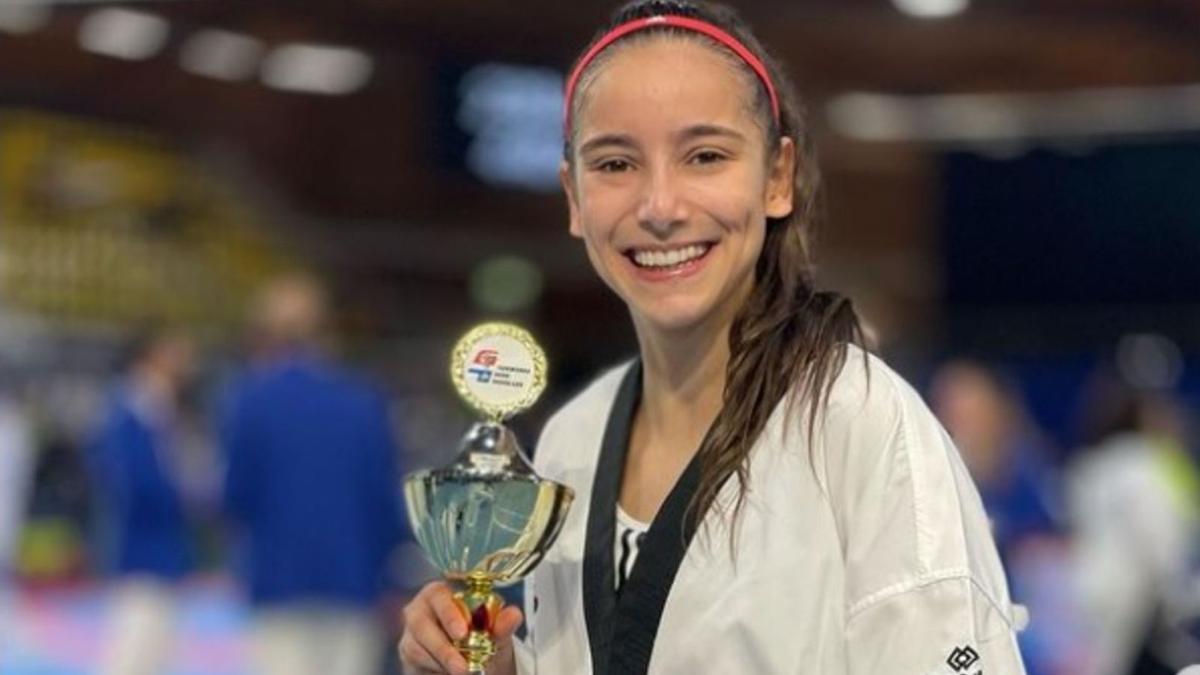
[1066,367,1200,675]
[222,275,403,675]
[931,360,1087,675]
[930,360,1061,562]
[0,376,34,658]
[88,328,196,675]
[0,382,34,572]
[399,2,1026,673]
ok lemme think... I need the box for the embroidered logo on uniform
[946,645,980,672]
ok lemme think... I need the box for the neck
[631,312,731,444]
[632,271,756,417]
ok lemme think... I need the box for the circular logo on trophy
[451,323,547,420]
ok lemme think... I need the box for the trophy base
[458,630,496,674]
[454,574,502,674]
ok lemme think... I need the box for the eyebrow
[676,124,747,144]
[577,124,747,156]
[578,133,637,156]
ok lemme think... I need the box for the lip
[623,242,716,283]
[621,241,715,255]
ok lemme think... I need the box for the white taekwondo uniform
[514,346,1027,675]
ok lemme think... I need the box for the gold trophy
[404,323,574,674]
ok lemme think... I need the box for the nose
[636,164,687,238]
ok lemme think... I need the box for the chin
[629,297,719,334]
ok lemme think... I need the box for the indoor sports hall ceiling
[3,0,1198,349]
[4,0,1199,219]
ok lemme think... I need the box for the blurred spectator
[0,383,34,574]
[87,328,197,675]
[931,360,1061,557]
[931,360,1086,675]
[0,377,34,658]
[1066,367,1200,675]
[222,275,403,675]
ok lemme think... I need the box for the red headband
[563,15,781,136]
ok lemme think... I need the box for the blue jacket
[89,385,192,580]
[222,356,403,607]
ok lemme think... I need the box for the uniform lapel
[583,360,640,675]
[609,449,703,675]
[582,359,711,675]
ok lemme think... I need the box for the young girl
[400,2,1027,673]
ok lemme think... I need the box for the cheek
[578,234,628,299]
[575,187,628,243]
[694,168,770,231]
[572,210,623,285]
[698,193,764,241]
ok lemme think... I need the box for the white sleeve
[512,576,536,675]
[819,354,1026,675]
[845,576,1026,675]
[512,637,535,675]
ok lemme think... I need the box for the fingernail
[454,621,468,639]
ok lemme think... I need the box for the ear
[765,136,796,219]
[560,160,584,238]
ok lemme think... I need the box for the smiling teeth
[632,244,709,268]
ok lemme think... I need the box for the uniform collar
[582,359,712,675]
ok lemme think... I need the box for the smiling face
[562,37,795,337]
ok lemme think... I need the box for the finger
[398,631,446,674]
[426,585,469,641]
[492,606,524,640]
[401,594,469,675]
[410,612,470,674]
[404,662,450,675]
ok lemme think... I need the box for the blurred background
[0,0,1198,673]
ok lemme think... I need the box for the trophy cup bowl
[403,324,572,673]
[404,423,574,673]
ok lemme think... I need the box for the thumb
[492,605,525,643]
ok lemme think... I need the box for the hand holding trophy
[403,323,574,674]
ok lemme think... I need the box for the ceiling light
[180,28,263,81]
[891,0,969,19]
[827,84,1200,144]
[78,7,168,61]
[260,43,372,95]
[0,3,52,34]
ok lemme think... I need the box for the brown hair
[565,0,865,534]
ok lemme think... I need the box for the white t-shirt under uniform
[615,506,649,593]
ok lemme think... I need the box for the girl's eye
[595,158,632,173]
[689,150,727,165]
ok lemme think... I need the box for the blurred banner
[0,109,293,332]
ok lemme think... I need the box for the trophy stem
[454,573,501,674]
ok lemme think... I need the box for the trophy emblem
[404,323,574,673]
